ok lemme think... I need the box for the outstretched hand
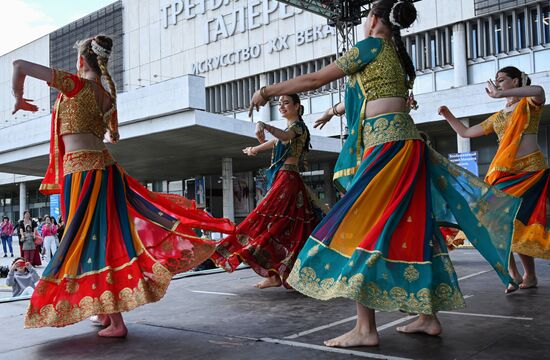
[314,112,333,129]
[485,79,502,99]
[12,98,38,114]
[243,147,257,156]
[248,90,268,117]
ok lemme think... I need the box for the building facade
[0,0,549,222]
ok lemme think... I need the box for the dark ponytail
[371,0,418,88]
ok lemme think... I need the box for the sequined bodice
[57,82,106,139]
[350,39,409,101]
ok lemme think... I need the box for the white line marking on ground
[284,270,489,339]
[284,316,358,339]
[260,337,413,360]
[457,270,491,281]
[438,311,533,321]
[189,290,238,296]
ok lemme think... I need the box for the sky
[0,0,116,56]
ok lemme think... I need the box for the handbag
[34,231,43,246]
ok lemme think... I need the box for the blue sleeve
[335,37,383,76]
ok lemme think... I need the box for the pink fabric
[41,224,57,237]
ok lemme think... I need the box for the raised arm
[249,63,345,116]
[486,80,545,105]
[12,60,54,114]
[438,106,485,138]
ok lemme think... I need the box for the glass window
[507,15,513,51]
[270,104,282,120]
[410,42,417,68]
[517,13,525,49]
[430,34,437,67]
[471,23,479,58]
[531,9,539,45]
[543,6,549,44]
[494,18,502,53]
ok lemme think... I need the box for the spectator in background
[1,216,14,257]
[41,215,58,263]
[6,257,39,297]
[56,216,65,242]
[21,225,36,264]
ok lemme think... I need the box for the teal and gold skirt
[288,113,521,314]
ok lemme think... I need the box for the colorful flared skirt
[488,151,550,259]
[212,167,319,281]
[288,113,521,315]
[25,150,234,328]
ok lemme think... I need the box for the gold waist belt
[63,149,116,175]
[511,151,548,172]
[362,112,421,149]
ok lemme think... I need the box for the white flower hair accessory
[91,39,111,59]
[520,72,530,87]
[389,0,405,28]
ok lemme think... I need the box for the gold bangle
[260,86,271,101]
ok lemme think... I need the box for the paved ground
[0,249,548,360]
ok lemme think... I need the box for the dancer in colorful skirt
[440,66,547,293]
[248,0,520,347]
[11,35,234,337]
[212,94,321,289]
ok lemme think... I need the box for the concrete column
[152,181,168,193]
[452,23,468,88]
[457,118,471,153]
[258,74,271,123]
[222,158,234,222]
[19,182,26,220]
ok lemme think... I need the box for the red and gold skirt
[25,149,234,328]
[212,167,319,281]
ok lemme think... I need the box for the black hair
[284,94,311,153]
[370,0,418,88]
[497,66,531,87]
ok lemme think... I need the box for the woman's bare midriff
[517,134,540,158]
[365,97,408,118]
[62,133,106,153]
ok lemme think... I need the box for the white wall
[122,0,337,88]
[0,36,50,128]
[405,0,476,34]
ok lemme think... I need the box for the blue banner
[448,151,479,176]
[49,194,60,220]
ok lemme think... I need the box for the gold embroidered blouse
[480,98,543,140]
[50,69,108,140]
[336,38,409,102]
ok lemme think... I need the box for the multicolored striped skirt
[488,150,550,259]
[288,113,521,315]
[25,149,234,328]
[212,166,319,281]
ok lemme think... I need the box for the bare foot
[98,323,128,338]
[505,282,519,294]
[324,327,379,347]
[396,316,442,336]
[254,276,282,289]
[520,276,537,289]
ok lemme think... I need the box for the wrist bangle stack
[332,102,342,116]
[259,86,271,101]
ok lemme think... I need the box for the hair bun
[94,35,113,52]
[392,1,417,29]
